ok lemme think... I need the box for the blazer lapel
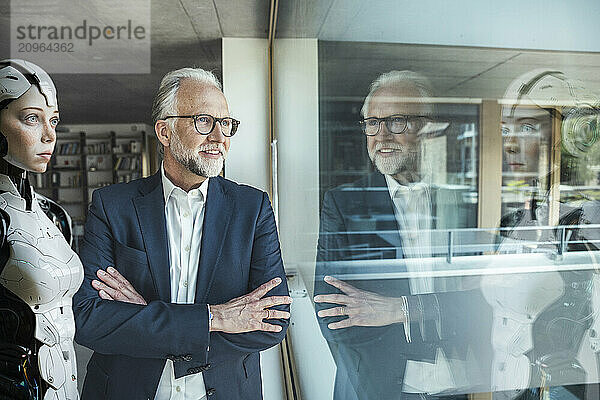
[133,172,171,301]
[364,172,403,251]
[196,176,233,303]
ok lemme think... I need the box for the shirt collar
[384,174,427,198]
[161,163,209,205]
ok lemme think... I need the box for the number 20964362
[17,42,74,53]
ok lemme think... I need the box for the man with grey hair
[361,70,434,184]
[73,67,291,400]
[314,70,489,399]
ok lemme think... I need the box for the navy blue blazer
[73,172,289,400]
[315,172,491,400]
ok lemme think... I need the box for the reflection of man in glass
[485,69,600,400]
[314,71,488,399]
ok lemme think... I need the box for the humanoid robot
[482,201,594,399]
[0,59,83,400]
[482,69,600,399]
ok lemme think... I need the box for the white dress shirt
[385,174,434,295]
[155,165,209,400]
[384,175,469,394]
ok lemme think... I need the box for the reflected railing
[317,224,600,263]
[308,224,600,396]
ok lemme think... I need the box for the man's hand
[314,276,406,329]
[92,267,148,305]
[210,277,292,333]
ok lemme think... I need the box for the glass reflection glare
[314,66,600,400]
[315,70,489,399]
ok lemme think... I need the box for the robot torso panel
[0,173,83,400]
[482,204,595,399]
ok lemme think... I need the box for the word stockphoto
[16,20,146,46]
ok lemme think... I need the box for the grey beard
[170,132,224,178]
[369,147,419,176]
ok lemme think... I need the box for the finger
[106,267,147,304]
[313,294,350,305]
[91,279,105,292]
[98,289,114,301]
[324,276,359,294]
[96,269,122,291]
[328,318,354,330]
[256,322,283,332]
[106,267,136,291]
[92,279,122,301]
[97,269,141,302]
[249,277,283,299]
[263,310,290,320]
[317,306,347,318]
[259,295,292,308]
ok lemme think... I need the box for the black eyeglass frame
[163,114,240,137]
[359,114,431,136]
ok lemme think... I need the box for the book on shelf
[86,142,110,154]
[131,141,142,153]
[113,140,142,154]
[87,155,110,170]
[34,171,83,189]
[114,156,140,171]
[58,142,80,155]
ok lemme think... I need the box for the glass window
[275,3,600,400]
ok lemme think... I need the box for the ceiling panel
[276,0,335,38]
[507,51,600,69]
[152,0,220,43]
[318,41,520,64]
[215,0,270,37]
[318,41,600,100]
[0,0,8,59]
[49,39,222,124]
[0,0,229,124]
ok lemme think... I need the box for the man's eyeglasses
[359,115,430,136]
[164,114,240,137]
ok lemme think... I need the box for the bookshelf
[32,124,152,250]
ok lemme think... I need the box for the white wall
[273,38,320,288]
[223,37,336,400]
[222,38,271,193]
[273,38,337,400]
[222,38,286,400]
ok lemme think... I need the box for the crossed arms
[73,188,291,368]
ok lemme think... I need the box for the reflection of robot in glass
[0,59,83,400]
[501,73,554,218]
[502,108,550,174]
[484,69,600,399]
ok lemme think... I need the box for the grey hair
[361,70,434,117]
[152,67,222,157]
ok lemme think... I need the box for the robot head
[0,59,57,110]
[502,69,600,159]
[0,60,57,160]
